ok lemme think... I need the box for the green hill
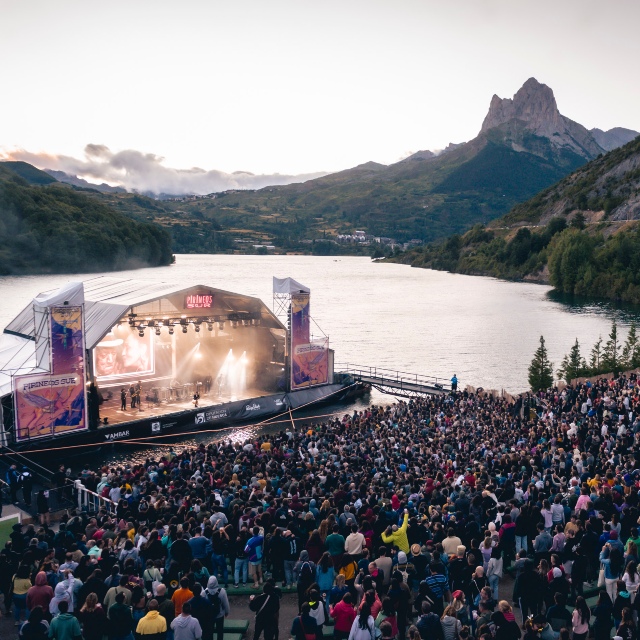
[392,133,640,303]
[0,164,173,274]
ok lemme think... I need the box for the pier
[338,364,450,398]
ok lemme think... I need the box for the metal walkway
[337,365,451,398]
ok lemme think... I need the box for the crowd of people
[2,372,640,640]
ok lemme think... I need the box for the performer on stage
[120,388,127,411]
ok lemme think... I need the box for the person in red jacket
[26,572,54,620]
[330,592,357,640]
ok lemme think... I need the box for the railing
[336,364,451,391]
[72,480,118,516]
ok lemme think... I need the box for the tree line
[528,321,640,390]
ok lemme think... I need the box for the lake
[1,255,638,397]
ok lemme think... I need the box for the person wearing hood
[49,577,74,617]
[27,571,54,618]
[137,599,168,640]
[171,601,202,640]
[204,576,229,640]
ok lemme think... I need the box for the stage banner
[13,305,87,441]
[291,338,329,389]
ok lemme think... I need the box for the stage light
[195,352,203,359]
[155,327,161,336]
[168,326,174,335]
[231,320,238,329]
[242,319,250,327]
[218,321,224,330]
[138,330,145,337]
[195,325,200,333]
[182,325,188,334]
[208,323,213,331]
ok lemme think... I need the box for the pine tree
[602,321,621,375]
[557,338,587,382]
[529,336,554,391]
[589,336,603,374]
[622,322,640,370]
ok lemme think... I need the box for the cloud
[0,145,329,196]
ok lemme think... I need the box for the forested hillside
[0,165,173,274]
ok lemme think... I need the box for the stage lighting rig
[168,325,174,335]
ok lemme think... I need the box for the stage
[97,385,270,427]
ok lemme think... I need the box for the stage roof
[0,276,286,397]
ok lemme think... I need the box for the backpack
[338,560,357,582]
[300,561,314,584]
[207,589,221,618]
[610,547,624,575]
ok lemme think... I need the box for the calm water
[1,255,639,396]
[3,255,640,467]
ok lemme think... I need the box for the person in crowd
[249,582,280,640]
[290,601,322,640]
[330,592,357,640]
[171,601,202,640]
[48,600,82,640]
[348,602,376,640]
[78,592,107,640]
[11,563,33,626]
[19,606,49,640]
[571,596,591,640]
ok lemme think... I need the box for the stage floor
[98,387,270,426]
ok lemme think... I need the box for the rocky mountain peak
[479,77,603,160]
[481,77,561,135]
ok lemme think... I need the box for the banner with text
[290,292,328,389]
[14,305,87,441]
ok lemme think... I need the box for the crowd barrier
[72,479,118,516]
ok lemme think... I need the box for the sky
[1,0,639,194]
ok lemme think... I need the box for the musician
[135,381,142,410]
[120,388,127,411]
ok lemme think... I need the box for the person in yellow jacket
[381,509,410,554]
[136,599,168,640]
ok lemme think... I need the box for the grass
[0,514,19,548]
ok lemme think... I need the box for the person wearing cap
[410,544,429,585]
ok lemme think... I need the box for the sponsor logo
[274,398,284,407]
[294,342,327,356]
[151,422,161,433]
[104,430,130,441]
[22,376,77,391]
[245,402,261,411]
[207,409,228,421]
[185,294,213,309]
[195,412,205,424]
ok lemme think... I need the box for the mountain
[0,161,58,185]
[44,169,127,193]
[165,78,633,248]
[392,133,640,303]
[0,163,173,274]
[589,127,639,152]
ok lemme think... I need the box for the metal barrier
[72,480,118,516]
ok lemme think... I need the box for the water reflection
[547,290,640,323]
